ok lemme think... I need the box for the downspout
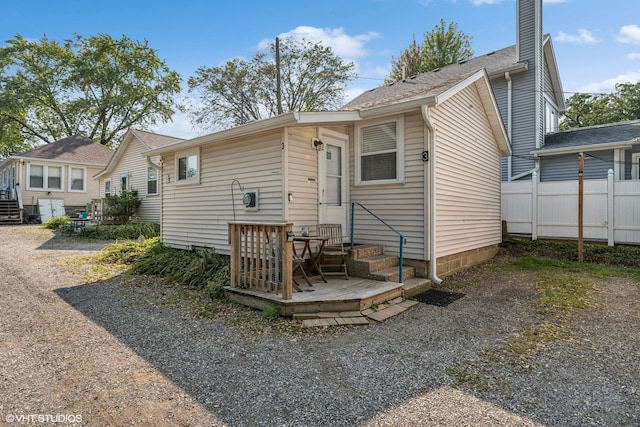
[421,103,443,285]
[146,155,163,236]
[505,71,513,181]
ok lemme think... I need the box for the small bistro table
[292,235,329,287]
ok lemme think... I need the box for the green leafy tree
[0,114,33,158]
[389,19,473,82]
[561,81,640,130]
[188,37,356,130]
[0,34,182,147]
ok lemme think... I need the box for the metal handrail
[350,202,407,284]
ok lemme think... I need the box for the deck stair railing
[350,202,407,284]
[228,222,294,300]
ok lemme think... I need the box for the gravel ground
[0,225,638,426]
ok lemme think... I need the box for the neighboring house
[375,0,564,183]
[94,129,184,223]
[144,67,510,280]
[534,120,640,181]
[0,135,113,222]
[502,120,640,245]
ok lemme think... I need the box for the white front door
[318,128,348,236]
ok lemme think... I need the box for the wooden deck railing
[228,222,294,300]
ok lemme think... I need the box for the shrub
[42,215,71,230]
[103,189,141,225]
[80,222,160,240]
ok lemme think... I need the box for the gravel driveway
[1,226,638,426]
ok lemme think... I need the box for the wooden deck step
[0,200,21,224]
[298,297,420,327]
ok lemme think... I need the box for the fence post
[607,169,614,247]
[531,171,538,240]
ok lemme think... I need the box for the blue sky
[1,0,639,138]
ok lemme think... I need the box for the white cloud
[628,53,640,60]
[579,70,640,94]
[258,26,381,61]
[556,29,598,44]
[616,24,640,45]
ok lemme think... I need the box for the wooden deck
[224,275,405,317]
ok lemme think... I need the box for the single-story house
[534,120,640,181]
[94,129,184,223]
[144,67,510,282]
[0,135,114,222]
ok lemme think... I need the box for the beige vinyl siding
[285,127,320,232]
[97,138,161,223]
[349,111,426,260]
[21,161,103,210]
[431,83,503,257]
[161,130,285,253]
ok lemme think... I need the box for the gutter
[421,103,443,286]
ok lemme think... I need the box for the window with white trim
[175,148,200,185]
[147,166,158,195]
[104,179,112,197]
[27,164,64,191]
[356,118,403,184]
[69,167,86,192]
[48,166,62,190]
[632,153,640,180]
[120,174,128,192]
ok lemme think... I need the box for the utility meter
[242,190,259,210]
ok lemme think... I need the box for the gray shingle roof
[342,45,520,111]
[16,135,114,165]
[543,120,640,150]
[130,129,184,150]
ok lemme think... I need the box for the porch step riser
[349,244,384,260]
[369,266,416,283]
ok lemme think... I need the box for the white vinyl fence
[502,170,640,246]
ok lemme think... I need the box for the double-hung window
[69,167,86,192]
[356,117,404,184]
[632,153,640,180]
[175,148,200,185]
[104,179,112,197]
[27,164,64,191]
[147,167,158,195]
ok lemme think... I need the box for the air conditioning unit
[243,189,259,211]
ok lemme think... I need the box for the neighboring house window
[545,98,558,134]
[121,174,128,192]
[356,117,404,184]
[632,153,640,180]
[104,179,112,197]
[69,167,86,192]
[29,165,44,189]
[27,164,64,191]
[147,167,158,195]
[175,148,200,185]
